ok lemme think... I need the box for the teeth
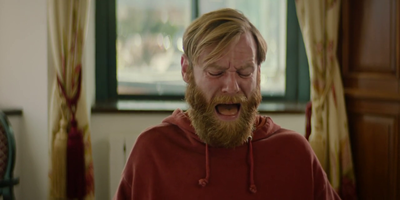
[216,104,239,116]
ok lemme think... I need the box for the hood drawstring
[248,136,257,193]
[198,143,210,187]
[198,138,257,194]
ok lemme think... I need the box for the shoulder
[255,116,308,147]
[125,122,181,166]
[259,128,315,159]
[135,122,181,146]
[269,129,310,147]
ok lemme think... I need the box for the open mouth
[215,103,241,118]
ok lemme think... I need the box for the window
[96,0,309,103]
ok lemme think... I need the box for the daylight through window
[116,0,287,97]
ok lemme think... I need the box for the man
[114,8,340,200]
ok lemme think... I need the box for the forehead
[197,32,257,68]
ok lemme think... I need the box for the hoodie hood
[162,109,282,143]
[162,109,282,193]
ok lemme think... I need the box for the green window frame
[95,0,309,103]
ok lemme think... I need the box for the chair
[0,111,19,200]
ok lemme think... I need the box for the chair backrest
[0,112,16,181]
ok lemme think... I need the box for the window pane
[116,0,191,95]
[116,0,287,96]
[200,0,287,96]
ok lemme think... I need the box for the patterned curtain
[295,0,357,199]
[48,0,94,199]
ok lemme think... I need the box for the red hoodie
[114,109,340,200]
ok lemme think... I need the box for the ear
[181,54,190,83]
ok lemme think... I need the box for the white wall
[0,1,306,200]
[0,0,48,199]
[84,0,96,111]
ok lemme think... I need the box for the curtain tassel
[67,118,86,199]
[50,118,68,198]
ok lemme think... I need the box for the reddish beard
[185,72,262,148]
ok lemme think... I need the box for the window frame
[95,0,309,103]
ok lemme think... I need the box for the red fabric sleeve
[113,176,132,200]
[312,153,342,200]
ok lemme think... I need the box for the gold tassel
[50,118,68,199]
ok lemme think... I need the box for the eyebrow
[237,63,255,70]
[204,62,255,71]
[204,64,227,71]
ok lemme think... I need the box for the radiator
[109,134,138,197]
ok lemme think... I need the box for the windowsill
[92,100,307,114]
[1,108,23,116]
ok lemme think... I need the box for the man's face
[181,32,262,148]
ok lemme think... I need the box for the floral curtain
[295,0,357,199]
[48,0,94,199]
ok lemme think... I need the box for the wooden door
[340,0,400,199]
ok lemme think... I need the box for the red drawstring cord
[198,138,257,194]
[198,143,210,187]
[248,136,257,193]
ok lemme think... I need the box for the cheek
[242,77,258,97]
[192,73,216,101]
[198,82,216,101]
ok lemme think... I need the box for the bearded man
[114,8,340,200]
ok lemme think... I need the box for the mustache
[210,94,247,105]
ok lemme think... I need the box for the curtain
[48,0,94,199]
[295,0,357,199]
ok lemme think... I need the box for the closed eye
[238,72,252,77]
[237,67,254,78]
[208,71,224,77]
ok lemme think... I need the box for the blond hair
[183,8,267,67]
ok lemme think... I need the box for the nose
[221,73,240,94]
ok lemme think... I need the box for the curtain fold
[295,0,357,199]
[48,0,94,199]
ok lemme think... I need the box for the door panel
[340,0,400,199]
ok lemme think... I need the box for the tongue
[216,104,239,116]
